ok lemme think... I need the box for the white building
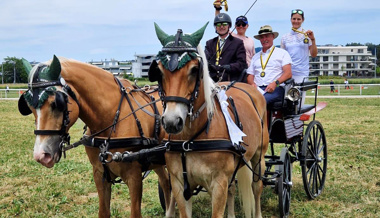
[309,45,377,77]
[88,59,133,76]
[132,54,156,78]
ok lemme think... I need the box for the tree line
[1,57,28,84]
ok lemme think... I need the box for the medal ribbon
[260,46,275,74]
[292,28,308,39]
[215,39,224,65]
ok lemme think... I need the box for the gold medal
[260,46,275,78]
[292,28,310,44]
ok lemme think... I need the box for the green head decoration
[21,55,62,108]
[154,22,208,72]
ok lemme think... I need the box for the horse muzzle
[161,103,188,134]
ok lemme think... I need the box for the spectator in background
[344,78,349,89]
[6,85,9,93]
[330,80,335,93]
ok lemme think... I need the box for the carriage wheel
[158,183,166,211]
[277,147,292,217]
[301,120,327,199]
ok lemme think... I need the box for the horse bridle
[153,29,204,119]
[19,75,79,160]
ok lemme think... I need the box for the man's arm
[227,39,247,76]
[265,64,292,93]
[214,0,222,16]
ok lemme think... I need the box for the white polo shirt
[247,46,292,86]
[281,28,312,77]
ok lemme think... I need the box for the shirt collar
[219,34,230,42]
[261,45,275,54]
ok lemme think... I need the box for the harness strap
[165,140,239,153]
[83,136,159,149]
[227,96,243,130]
[181,152,192,200]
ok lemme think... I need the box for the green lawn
[1,97,380,217]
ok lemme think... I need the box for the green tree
[1,57,29,83]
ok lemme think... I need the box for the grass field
[0,98,379,217]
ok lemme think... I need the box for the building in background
[88,58,133,76]
[89,55,156,78]
[132,54,156,78]
[309,45,377,77]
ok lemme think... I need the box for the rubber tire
[301,120,327,199]
[277,147,292,217]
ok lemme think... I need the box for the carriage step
[265,160,284,166]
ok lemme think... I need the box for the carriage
[262,76,327,217]
[18,23,327,217]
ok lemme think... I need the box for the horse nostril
[177,117,183,128]
[161,116,166,128]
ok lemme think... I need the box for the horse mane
[197,44,216,119]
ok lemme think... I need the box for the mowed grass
[1,98,380,217]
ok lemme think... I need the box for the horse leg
[170,178,192,218]
[121,162,143,218]
[92,166,112,218]
[251,155,266,218]
[210,177,228,218]
[226,180,236,218]
[154,166,175,217]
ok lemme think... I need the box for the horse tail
[236,162,255,218]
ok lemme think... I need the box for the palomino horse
[18,56,174,218]
[149,23,269,217]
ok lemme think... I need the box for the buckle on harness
[182,141,193,152]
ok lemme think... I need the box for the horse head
[149,23,215,134]
[18,55,79,168]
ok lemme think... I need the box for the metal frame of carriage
[262,76,327,217]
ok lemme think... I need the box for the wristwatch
[275,80,280,87]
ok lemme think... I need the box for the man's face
[215,22,230,36]
[259,33,274,50]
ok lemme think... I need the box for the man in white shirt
[247,25,292,104]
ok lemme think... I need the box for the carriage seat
[267,78,294,111]
[268,78,317,115]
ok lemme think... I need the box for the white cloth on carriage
[216,90,247,145]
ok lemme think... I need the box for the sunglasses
[236,23,247,27]
[291,9,303,15]
[216,22,229,27]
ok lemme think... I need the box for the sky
[1,0,379,63]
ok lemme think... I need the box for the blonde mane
[197,44,216,118]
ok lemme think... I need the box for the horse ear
[18,94,32,116]
[48,55,61,80]
[154,23,169,46]
[22,58,33,75]
[148,60,161,82]
[190,22,209,46]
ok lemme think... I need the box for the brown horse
[149,23,269,217]
[18,56,174,218]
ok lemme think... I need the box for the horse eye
[51,102,57,110]
[190,66,199,76]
